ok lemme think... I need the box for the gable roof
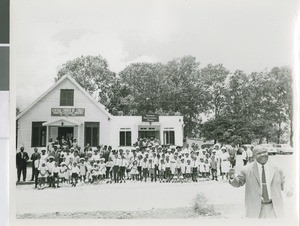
[17,74,112,119]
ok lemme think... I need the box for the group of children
[33,143,234,189]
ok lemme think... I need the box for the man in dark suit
[16,146,29,182]
[30,147,40,181]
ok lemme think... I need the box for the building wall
[110,115,184,149]
[17,78,111,155]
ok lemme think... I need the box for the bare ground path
[16,155,297,219]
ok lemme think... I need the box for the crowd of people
[16,137,255,190]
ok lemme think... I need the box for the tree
[200,64,230,118]
[264,67,293,144]
[162,56,210,137]
[56,55,116,107]
[118,62,166,114]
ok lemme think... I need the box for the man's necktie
[261,165,270,202]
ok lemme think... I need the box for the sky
[12,0,299,110]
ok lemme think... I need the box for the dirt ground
[15,155,297,219]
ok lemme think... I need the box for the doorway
[138,131,160,140]
[58,127,74,141]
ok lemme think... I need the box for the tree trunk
[277,122,281,144]
[290,118,293,147]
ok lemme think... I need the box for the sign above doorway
[142,114,159,122]
[51,108,85,116]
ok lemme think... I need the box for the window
[120,131,131,146]
[163,130,175,145]
[60,89,74,106]
[31,122,47,147]
[84,122,99,146]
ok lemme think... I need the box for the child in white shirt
[185,159,192,182]
[105,158,113,183]
[179,158,186,182]
[204,159,210,179]
[38,162,48,189]
[78,158,87,182]
[99,158,106,181]
[199,158,205,178]
[141,157,148,182]
[52,162,60,188]
[71,162,79,187]
[158,158,165,182]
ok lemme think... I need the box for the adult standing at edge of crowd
[16,146,29,182]
[30,147,40,181]
[228,146,292,218]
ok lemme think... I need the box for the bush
[192,193,217,216]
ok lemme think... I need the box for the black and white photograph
[11,0,299,225]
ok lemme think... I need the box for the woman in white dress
[220,147,230,180]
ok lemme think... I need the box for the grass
[192,193,219,216]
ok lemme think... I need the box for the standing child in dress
[220,147,230,180]
[199,158,205,179]
[65,161,72,184]
[86,161,94,183]
[130,160,138,181]
[46,156,55,188]
[91,163,99,184]
[38,162,48,189]
[99,158,106,182]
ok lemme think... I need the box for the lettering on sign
[142,114,159,122]
[51,108,85,116]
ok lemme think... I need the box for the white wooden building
[16,75,184,155]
